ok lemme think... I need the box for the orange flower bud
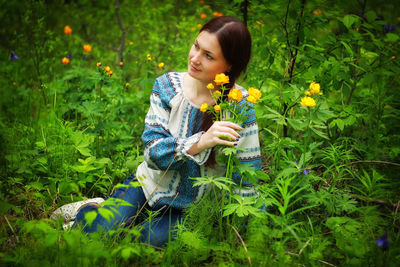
[83,44,92,52]
[64,25,72,35]
[61,57,70,65]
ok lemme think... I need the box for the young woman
[51,16,262,247]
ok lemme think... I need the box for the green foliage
[1,0,400,265]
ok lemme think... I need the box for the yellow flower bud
[300,96,316,107]
[228,88,243,102]
[247,95,257,103]
[248,87,262,100]
[158,62,165,68]
[206,83,215,90]
[309,82,321,95]
[214,73,229,85]
[200,103,208,113]
[214,105,221,113]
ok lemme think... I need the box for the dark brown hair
[199,16,252,166]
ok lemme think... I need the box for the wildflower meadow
[1,0,399,266]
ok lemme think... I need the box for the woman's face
[188,31,231,84]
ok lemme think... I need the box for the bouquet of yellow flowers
[200,73,262,125]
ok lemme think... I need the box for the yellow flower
[206,83,214,90]
[213,11,223,17]
[200,13,207,19]
[107,70,113,75]
[305,90,311,96]
[256,20,263,25]
[104,66,111,72]
[214,73,229,85]
[119,61,124,66]
[391,56,396,60]
[228,88,243,102]
[300,96,316,107]
[197,24,202,28]
[146,53,152,61]
[247,95,257,103]
[125,82,130,87]
[248,87,262,100]
[309,82,320,95]
[214,105,221,113]
[61,57,70,65]
[129,41,134,45]
[200,103,208,112]
[319,92,323,96]
[213,90,222,98]
[83,44,92,52]
[96,62,102,67]
[158,62,165,68]
[64,25,72,35]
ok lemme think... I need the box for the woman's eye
[194,43,199,49]
[206,54,213,60]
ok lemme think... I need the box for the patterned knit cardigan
[135,72,262,210]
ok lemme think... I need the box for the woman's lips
[190,63,200,72]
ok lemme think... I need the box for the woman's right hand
[188,121,242,155]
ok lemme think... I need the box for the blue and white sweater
[136,72,261,210]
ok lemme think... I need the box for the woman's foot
[50,198,105,222]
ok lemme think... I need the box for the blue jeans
[73,174,182,247]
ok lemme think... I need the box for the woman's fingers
[215,121,242,131]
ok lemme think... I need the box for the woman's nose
[191,52,200,65]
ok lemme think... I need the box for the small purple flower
[296,160,311,175]
[376,233,389,251]
[384,25,395,32]
[66,54,73,59]
[81,56,87,61]
[10,51,19,61]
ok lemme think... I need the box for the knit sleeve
[142,76,211,171]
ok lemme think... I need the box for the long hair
[198,16,252,166]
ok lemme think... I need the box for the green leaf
[310,127,329,139]
[84,211,97,227]
[385,33,399,42]
[287,118,307,131]
[342,15,359,29]
[340,41,353,57]
[277,168,298,179]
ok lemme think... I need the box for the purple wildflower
[296,160,311,175]
[384,25,395,32]
[66,54,73,59]
[10,51,19,61]
[82,56,87,61]
[376,233,389,251]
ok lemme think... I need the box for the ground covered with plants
[1,0,399,266]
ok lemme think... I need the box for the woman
[52,16,262,247]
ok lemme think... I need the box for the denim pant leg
[74,174,147,233]
[139,209,182,247]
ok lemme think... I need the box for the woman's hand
[188,121,242,155]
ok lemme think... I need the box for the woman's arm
[143,75,213,170]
